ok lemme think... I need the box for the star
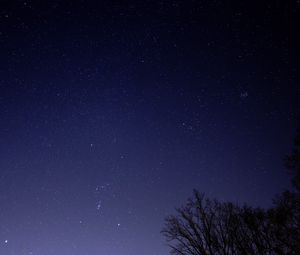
[4,240,8,244]
[96,201,102,210]
[240,91,248,99]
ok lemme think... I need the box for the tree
[162,122,300,255]
[162,191,241,255]
[162,190,300,255]
[267,191,300,254]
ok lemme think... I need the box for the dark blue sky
[1,1,299,254]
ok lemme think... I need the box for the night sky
[0,1,299,255]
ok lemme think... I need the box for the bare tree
[162,123,300,255]
[162,190,300,255]
[162,191,241,255]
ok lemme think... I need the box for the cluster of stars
[0,1,298,255]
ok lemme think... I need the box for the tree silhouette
[162,191,240,255]
[268,191,300,253]
[162,190,300,255]
[162,125,300,255]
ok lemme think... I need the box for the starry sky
[0,1,299,255]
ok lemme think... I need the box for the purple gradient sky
[0,1,299,254]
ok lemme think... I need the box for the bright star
[97,201,102,210]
